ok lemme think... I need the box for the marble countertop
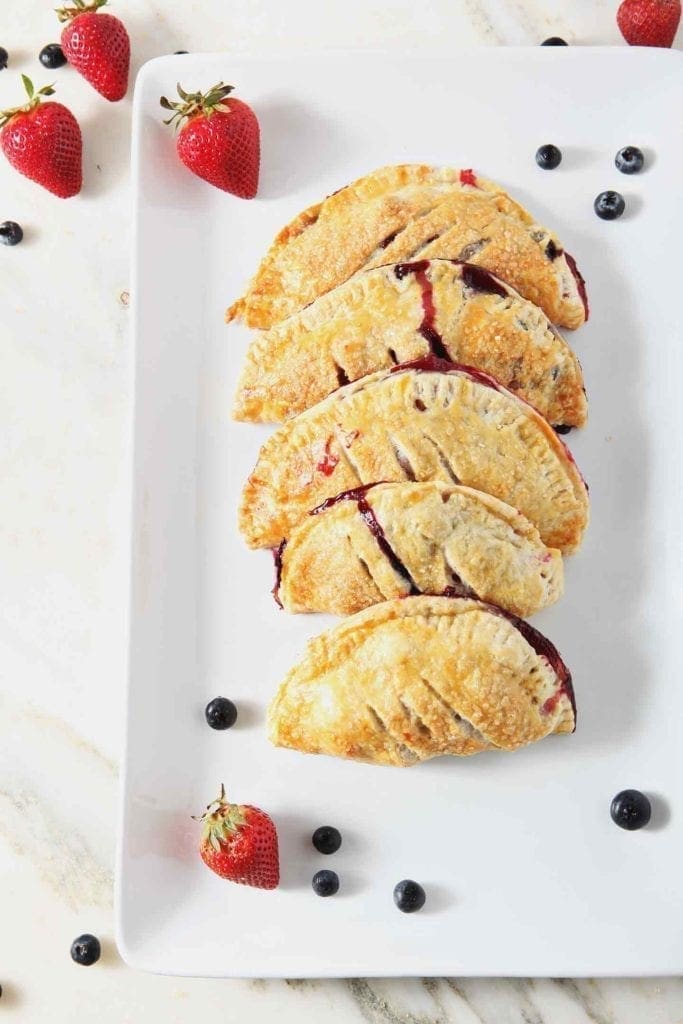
[1,1,682,1020]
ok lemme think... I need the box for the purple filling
[394,259,430,281]
[564,251,590,321]
[391,260,511,361]
[272,540,287,608]
[467,597,576,727]
[509,613,575,721]
[309,484,418,593]
[393,261,450,360]
[310,488,486,604]
[545,239,562,261]
[380,228,399,249]
[459,263,508,298]
[389,352,505,393]
[419,325,450,360]
[431,591,576,727]
[441,581,477,600]
[388,354,588,493]
[309,482,380,515]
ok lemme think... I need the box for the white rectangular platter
[117,48,683,977]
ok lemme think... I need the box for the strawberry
[160,82,260,199]
[56,0,130,102]
[0,76,82,198]
[617,0,681,46]
[197,785,279,890]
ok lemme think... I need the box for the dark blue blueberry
[312,869,339,897]
[40,44,67,69]
[393,879,426,913]
[312,825,342,855]
[536,144,562,170]
[594,191,626,220]
[0,47,8,70]
[554,425,572,435]
[615,146,644,175]
[204,697,238,730]
[541,37,568,45]
[70,934,101,966]
[0,222,23,246]
[611,790,651,831]
[174,50,189,55]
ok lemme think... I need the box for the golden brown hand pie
[226,164,588,330]
[239,358,589,553]
[267,596,576,766]
[275,481,563,618]
[233,259,587,428]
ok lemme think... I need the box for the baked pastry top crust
[226,164,588,330]
[234,259,587,428]
[276,481,563,618]
[238,358,589,554]
[267,595,576,766]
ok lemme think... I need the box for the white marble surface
[1,1,682,1020]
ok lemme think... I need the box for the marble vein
[0,780,113,911]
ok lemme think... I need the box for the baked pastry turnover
[275,481,563,618]
[267,596,576,766]
[226,164,588,330]
[233,259,587,428]
[239,358,589,553]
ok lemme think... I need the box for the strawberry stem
[55,0,108,23]
[160,81,235,130]
[0,76,56,129]
[193,784,247,848]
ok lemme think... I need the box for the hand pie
[238,357,589,553]
[275,481,563,618]
[226,164,588,330]
[267,595,576,766]
[233,258,587,428]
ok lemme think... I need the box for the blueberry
[174,50,189,55]
[39,43,67,69]
[611,789,651,831]
[393,879,426,913]
[536,144,562,170]
[204,697,237,730]
[312,869,339,897]
[554,424,572,435]
[0,47,8,70]
[312,825,342,855]
[594,191,626,221]
[0,222,24,247]
[615,146,644,175]
[70,934,101,966]
[541,37,568,46]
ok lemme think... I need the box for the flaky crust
[226,164,587,330]
[233,259,587,427]
[277,482,563,618]
[238,361,589,553]
[267,596,576,766]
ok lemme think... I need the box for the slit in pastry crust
[267,595,576,766]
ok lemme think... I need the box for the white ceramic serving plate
[117,49,683,977]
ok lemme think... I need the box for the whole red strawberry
[0,75,82,198]
[197,785,279,890]
[160,82,260,199]
[617,0,681,46]
[56,0,130,102]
